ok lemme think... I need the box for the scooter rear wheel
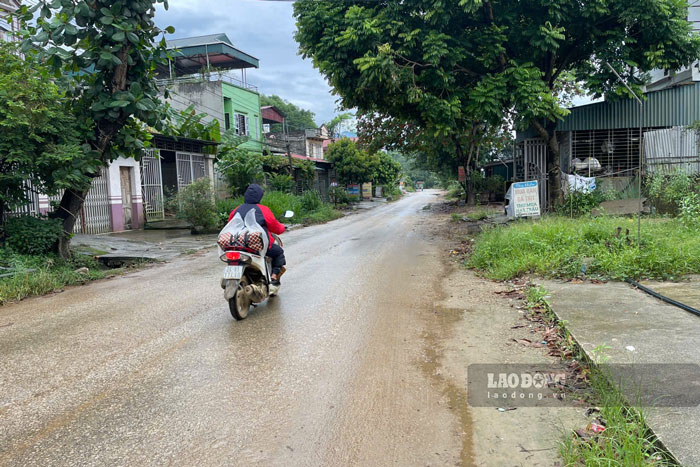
[229,276,251,320]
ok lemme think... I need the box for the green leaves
[295,0,700,180]
[0,42,88,211]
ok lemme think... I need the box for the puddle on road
[419,306,475,466]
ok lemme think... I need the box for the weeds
[0,250,127,305]
[469,216,700,281]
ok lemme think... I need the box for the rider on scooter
[227,184,286,284]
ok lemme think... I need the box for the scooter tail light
[225,251,241,261]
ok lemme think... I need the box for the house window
[225,113,231,131]
[234,113,249,136]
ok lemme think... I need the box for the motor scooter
[219,210,293,320]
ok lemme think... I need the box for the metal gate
[176,152,193,191]
[176,152,207,190]
[516,139,549,212]
[10,171,111,234]
[192,154,206,180]
[141,149,165,222]
[74,167,111,234]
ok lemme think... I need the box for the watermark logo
[468,363,700,407]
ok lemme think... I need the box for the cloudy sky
[155,0,339,125]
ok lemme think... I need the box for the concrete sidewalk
[540,279,700,466]
[72,229,217,261]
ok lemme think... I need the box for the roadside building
[0,0,20,43]
[264,123,334,199]
[516,2,700,210]
[159,33,264,154]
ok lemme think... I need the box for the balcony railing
[157,72,258,93]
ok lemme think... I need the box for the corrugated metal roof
[166,33,233,49]
[557,82,700,131]
[159,33,259,75]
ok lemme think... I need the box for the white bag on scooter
[217,209,269,257]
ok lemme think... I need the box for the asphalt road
[0,191,468,467]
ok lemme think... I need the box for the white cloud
[155,0,339,125]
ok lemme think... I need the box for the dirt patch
[419,194,587,466]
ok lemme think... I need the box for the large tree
[325,138,376,186]
[19,0,172,256]
[260,94,317,132]
[294,0,700,205]
[0,41,92,226]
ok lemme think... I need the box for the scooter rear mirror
[284,210,294,218]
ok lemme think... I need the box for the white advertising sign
[512,181,541,217]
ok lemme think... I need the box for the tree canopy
[0,42,89,223]
[19,0,173,255]
[373,151,403,187]
[294,0,700,204]
[325,139,375,186]
[260,94,317,132]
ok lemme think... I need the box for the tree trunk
[53,187,90,258]
[452,133,479,206]
[0,200,5,243]
[466,176,477,206]
[531,119,564,208]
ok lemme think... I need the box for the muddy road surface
[1,191,485,466]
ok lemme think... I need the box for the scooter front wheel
[229,276,251,320]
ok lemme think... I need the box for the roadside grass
[451,207,502,222]
[525,287,670,466]
[216,190,344,227]
[469,216,700,281]
[0,250,130,305]
[559,372,669,466]
[465,207,501,221]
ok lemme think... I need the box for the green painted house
[222,81,263,153]
[159,33,264,154]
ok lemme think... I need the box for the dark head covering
[243,183,264,204]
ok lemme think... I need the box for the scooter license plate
[223,265,243,280]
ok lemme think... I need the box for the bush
[267,172,295,193]
[484,175,506,195]
[679,192,700,228]
[299,190,323,212]
[215,190,343,227]
[645,171,696,214]
[559,190,604,216]
[329,186,350,205]
[175,178,219,232]
[3,216,64,255]
[216,132,264,195]
[384,184,403,201]
[445,181,465,200]
[215,197,242,226]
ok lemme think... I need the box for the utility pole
[283,118,293,170]
[605,62,644,248]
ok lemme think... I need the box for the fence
[141,149,165,222]
[6,168,112,234]
[515,139,549,212]
[644,127,700,176]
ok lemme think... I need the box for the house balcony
[156,73,258,93]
